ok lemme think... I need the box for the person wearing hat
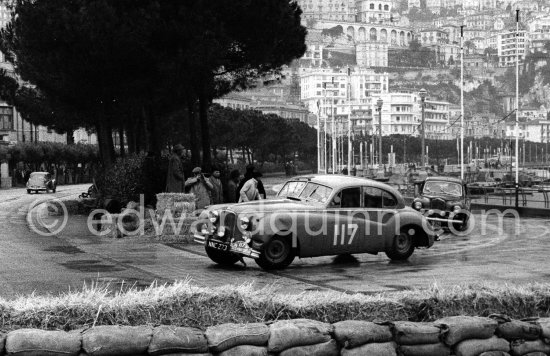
[165,144,185,193]
[185,166,214,210]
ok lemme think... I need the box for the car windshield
[277,181,332,203]
[423,181,462,197]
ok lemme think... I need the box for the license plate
[208,241,228,251]
[231,241,249,249]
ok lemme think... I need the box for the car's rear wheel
[256,236,295,270]
[27,189,31,194]
[385,228,415,261]
[205,245,241,266]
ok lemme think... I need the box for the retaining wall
[1,315,549,356]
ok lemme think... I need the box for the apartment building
[497,29,527,67]
[296,0,356,22]
[418,28,450,45]
[356,0,393,24]
[370,91,451,139]
[299,67,390,120]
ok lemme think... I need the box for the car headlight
[209,210,219,223]
[413,202,422,210]
[239,216,250,230]
[217,226,226,237]
[453,205,461,213]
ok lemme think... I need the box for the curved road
[1,186,549,299]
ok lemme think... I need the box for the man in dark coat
[165,144,185,192]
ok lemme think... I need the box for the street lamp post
[419,88,427,168]
[376,98,383,167]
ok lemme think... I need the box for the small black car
[412,176,470,232]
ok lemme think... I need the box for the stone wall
[1,315,549,355]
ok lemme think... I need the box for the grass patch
[1,281,550,331]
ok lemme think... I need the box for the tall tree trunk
[187,100,200,167]
[119,126,125,158]
[247,148,252,164]
[198,94,212,171]
[144,107,161,156]
[96,121,115,168]
[229,148,233,164]
[127,122,136,154]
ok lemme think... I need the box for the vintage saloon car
[26,172,57,194]
[193,175,438,270]
[412,176,470,232]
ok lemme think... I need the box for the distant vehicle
[194,175,438,270]
[412,176,470,232]
[26,172,56,194]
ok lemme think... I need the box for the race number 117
[334,224,358,246]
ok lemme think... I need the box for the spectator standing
[185,167,214,210]
[239,171,262,202]
[165,144,185,193]
[209,168,223,205]
[226,169,240,203]
[238,164,266,199]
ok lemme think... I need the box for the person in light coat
[239,172,263,202]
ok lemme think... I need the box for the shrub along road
[1,186,549,299]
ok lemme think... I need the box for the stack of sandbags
[490,315,550,356]
[333,320,397,356]
[435,316,508,356]
[205,323,269,356]
[82,325,153,355]
[389,321,450,356]
[156,193,196,218]
[148,326,209,355]
[5,329,81,356]
[267,319,338,356]
[155,193,196,236]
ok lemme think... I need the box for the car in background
[412,176,470,232]
[194,175,438,270]
[26,172,56,194]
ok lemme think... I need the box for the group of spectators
[165,144,267,210]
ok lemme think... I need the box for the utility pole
[515,9,520,208]
[460,24,465,180]
[376,98,383,167]
[347,67,352,175]
[419,88,427,168]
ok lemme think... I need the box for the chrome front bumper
[194,234,260,259]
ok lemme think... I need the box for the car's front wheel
[27,189,31,194]
[385,228,415,261]
[450,214,470,233]
[205,245,241,266]
[255,236,295,270]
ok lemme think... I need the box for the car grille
[217,210,239,242]
[430,198,446,211]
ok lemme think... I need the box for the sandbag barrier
[1,315,550,355]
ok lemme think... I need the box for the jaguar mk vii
[194,175,438,270]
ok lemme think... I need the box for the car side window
[329,188,360,208]
[382,191,397,208]
[363,187,383,208]
[340,188,361,208]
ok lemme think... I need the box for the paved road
[0,185,159,299]
[1,186,549,299]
